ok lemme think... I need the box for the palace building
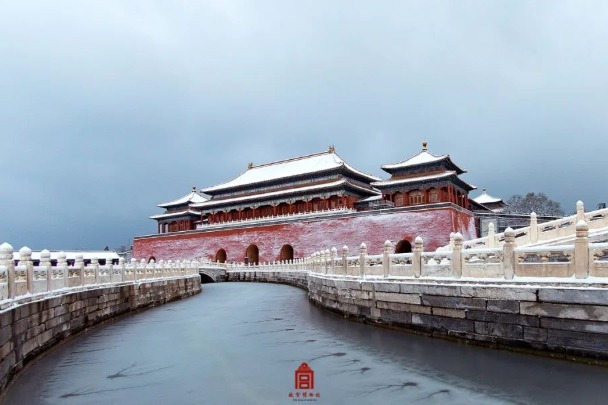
[134,143,479,263]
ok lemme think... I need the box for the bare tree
[504,192,565,217]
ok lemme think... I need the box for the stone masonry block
[546,329,608,353]
[538,289,608,305]
[466,310,539,327]
[411,313,475,333]
[540,318,608,334]
[486,300,519,314]
[524,326,548,342]
[420,295,486,311]
[459,286,537,301]
[375,292,421,305]
[520,302,608,321]
[431,308,466,319]
[373,282,400,293]
[474,321,523,340]
[400,284,460,296]
[375,301,432,314]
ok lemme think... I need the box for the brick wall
[134,206,476,262]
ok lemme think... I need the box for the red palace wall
[133,205,476,262]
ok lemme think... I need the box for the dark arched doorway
[395,240,412,254]
[280,244,294,261]
[200,273,215,284]
[215,249,227,263]
[245,244,259,265]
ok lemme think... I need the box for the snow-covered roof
[158,188,209,208]
[358,195,383,202]
[194,179,378,209]
[473,188,503,204]
[372,171,456,187]
[372,171,476,191]
[202,150,380,194]
[381,142,466,174]
[150,209,202,220]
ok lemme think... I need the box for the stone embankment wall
[228,270,608,363]
[0,276,201,392]
[227,270,308,290]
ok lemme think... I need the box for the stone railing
[229,220,608,281]
[458,201,608,250]
[0,243,199,305]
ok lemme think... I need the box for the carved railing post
[20,247,34,294]
[76,254,85,286]
[576,200,585,222]
[503,228,516,280]
[452,233,463,278]
[383,240,391,278]
[107,257,114,283]
[574,220,589,279]
[529,212,538,243]
[413,237,423,278]
[0,243,15,299]
[58,251,67,288]
[359,243,367,277]
[130,258,138,280]
[342,246,349,275]
[488,222,496,248]
[119,257,125,282]
[92,257,100,284]
[40,249,52,292]
[324,249,330,274]
[448,232,455,250]
[330,247,337,274]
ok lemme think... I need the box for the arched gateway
[245,244,259,265]
[395,240,412,254]
[215,249,227,263]
[280,244,294,261]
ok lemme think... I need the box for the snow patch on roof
[371,171,456,187]
[158,191,209,208]
[150,209,202,220]
[473,189,503,204]
[382,150,448,170]
[202,151,380,193]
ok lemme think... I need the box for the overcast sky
[1,1,607,250]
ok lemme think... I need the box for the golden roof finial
[247,162,254,169]
[328,145,335,153]
[422,141,428,151]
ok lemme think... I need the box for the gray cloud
[1,0,607,249]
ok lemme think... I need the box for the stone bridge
[199,265,227,283]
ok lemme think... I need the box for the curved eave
[193,180,378,211]
[149,210,202,220]
[382,156,466,176]
[372,172,476,191]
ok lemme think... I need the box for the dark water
[3,282,608,404]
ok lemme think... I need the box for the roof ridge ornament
[192,185,197,193]
[422,141,428,151]
[328,145,335,153]
[248,162,254,170]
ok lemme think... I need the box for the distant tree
[504,192,565,217]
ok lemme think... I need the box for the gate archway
[245,244,259,265]
[280,244,294,261]
[215,249,227,263]
[395,240,412,254]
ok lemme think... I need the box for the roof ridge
[250,150,332,169]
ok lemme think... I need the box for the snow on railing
[0,243,199,303]
[456,201,608,251]
[227,220,607,281]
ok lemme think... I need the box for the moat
[4,282,608,404]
